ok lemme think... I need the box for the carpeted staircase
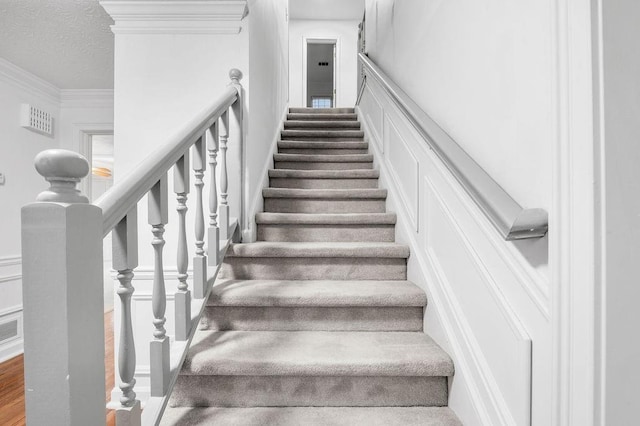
[161,108,461,425]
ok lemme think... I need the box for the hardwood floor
[0,310,115,426]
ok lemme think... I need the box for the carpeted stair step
[278,140,368,155]
[202,279,426,331]
[161,406,462,426]
[263,188,386,214]
[256,212,396,242]
[284,120,361,130]
[274,153,373,170]
[269,169,380,189]
[161,406,461,426]
[289,107,355,114]
[287,112,358,121]
[281,129,365,140]
[219,241,408,280]
[169,330,453,407]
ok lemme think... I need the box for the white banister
[207,122,220,266]
[22,150,105,425]
[218,109,230,240]
[148,175,170,397]
[174,154,191,341]
[192,136,208,299]
[112,207,142,425]
[22,69,245,426]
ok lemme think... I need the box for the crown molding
[0,58,60,104]
[100,0,248,35]
[60,89,115,108]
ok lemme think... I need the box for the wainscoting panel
[357,75,552,425]
[360,84,383,152]
[0,256,23,362]
[383,114,419,231]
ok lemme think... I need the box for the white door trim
[302,37,339,107]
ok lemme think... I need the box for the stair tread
[225,242,409,258]
[274,153,373,162]
[207,279,426,307]
[161,406,462,426]
[182,330,454,377]
[287,113,358,120]
[289,107,355,113]
[269,169,379,179]
[284,120,361,128]
[281,130,365,138]
[263,188,386,199]
[255,212,396,225]
[278,140,368,149]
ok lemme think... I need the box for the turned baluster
[219,110,230,240]
[112,207,142,424]
[228,68,246,241]
[174,154,191,340]
[207,122,220,266]
[148,175,170,396]
[192,136,208,299]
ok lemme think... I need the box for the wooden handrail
[358,53,548,240]
[96,85,238,237]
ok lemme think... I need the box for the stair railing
[21,69,244,426]
[357,53,548,240]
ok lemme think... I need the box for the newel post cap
[34,149,90,203]
[229,68,243,84]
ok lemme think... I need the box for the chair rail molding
[100,0,249,35]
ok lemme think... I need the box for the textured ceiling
[0,0,114,89]
[289,0,365,21]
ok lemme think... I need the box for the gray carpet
[162,107,460,425]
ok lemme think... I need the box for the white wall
[245,0,289,241]
[361,0,556,424]
[597,1,640,423]
[289,19,359,108]
[365,0,553,215]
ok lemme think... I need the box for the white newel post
[148,175,170,396]
[21,149,106,426]
[192,137,208,299]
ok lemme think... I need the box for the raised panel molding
[358,74,552,424]
[360,85,383,151]
[0,305,23,363]
[383,114,419,231]
[425,178,532,425]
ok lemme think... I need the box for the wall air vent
[20,104,53,137]
[0,319,18,344]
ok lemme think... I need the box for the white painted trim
[0,256,21,267]
[73,123,114,200]
[242,105,289,243]
[0,57,60,104]
[0,305,24,363]
[550,1,598,425]
[0,274,21,284]
[60,90,114,108]
[302,37,339,108]
[100,0,248,35]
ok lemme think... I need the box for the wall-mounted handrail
[96,85,238,237]
[358,53,548,240]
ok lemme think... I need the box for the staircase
[161,108,461,425]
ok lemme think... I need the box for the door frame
[303,37,339,108]
[75,122,114,201]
